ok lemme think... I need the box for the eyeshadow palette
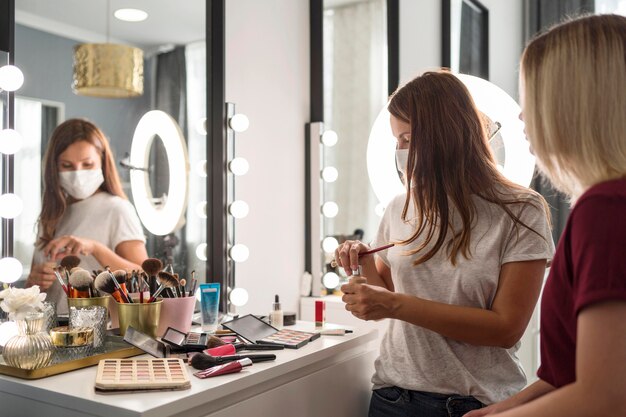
[222,314,320,349]
[257,328,320,349]
[94,358,190,393]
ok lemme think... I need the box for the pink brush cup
[156,296,197,337]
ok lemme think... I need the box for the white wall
[225,0,309,317]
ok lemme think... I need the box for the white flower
[0,286,47,320]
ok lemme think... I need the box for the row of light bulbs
[0,65,26,285]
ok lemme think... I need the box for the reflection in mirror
[321,0,389,282]
[442,0,489,79]
[12,1,206,285]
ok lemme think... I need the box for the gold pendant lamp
[72,1,144,98]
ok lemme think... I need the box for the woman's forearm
[91,242,141,271]
[388,293,528,347]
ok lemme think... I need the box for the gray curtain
[524,0,594,244]
[147,46,189,277]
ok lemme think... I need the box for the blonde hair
[521,14,626,198]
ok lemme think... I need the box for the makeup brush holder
[156,296,197,337]
[116,300,162,338]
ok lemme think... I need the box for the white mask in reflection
[59,169,104,200]
[395,149,409,177]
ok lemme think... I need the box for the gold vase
[3,312,54,369]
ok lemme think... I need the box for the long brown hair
[388,70,549,266]
[37,118,126,246]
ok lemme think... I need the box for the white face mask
[395,148,409,177]
[59,169,104,200]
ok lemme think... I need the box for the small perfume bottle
[350,265,367,284]
[269,294,283,329]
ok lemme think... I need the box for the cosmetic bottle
[269,294,283,329]
[350,265,367,284]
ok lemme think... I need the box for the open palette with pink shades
[221,314,320,349]
[95,358,190,393]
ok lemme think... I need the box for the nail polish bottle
[270,294,283,329]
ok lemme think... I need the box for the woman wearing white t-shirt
[335,71,554,417]
[25,119,147,313]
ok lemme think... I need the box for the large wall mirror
[0,0,228,297]
[307,0,398,294]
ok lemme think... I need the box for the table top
[0,322,378,417]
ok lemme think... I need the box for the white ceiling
[15,0,205,49]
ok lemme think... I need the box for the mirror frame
[0,0,232,312]
[306,0,399,295]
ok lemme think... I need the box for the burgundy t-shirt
[537,177,626,387]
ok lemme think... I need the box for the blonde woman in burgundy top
[465,14,626,417]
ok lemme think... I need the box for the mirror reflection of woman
[335,71,554,417]
[25,119,148,314]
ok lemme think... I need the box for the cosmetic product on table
[222,314,320,349]
[95,358,190,393]
[161,327,211,352]
[315,300,325,328]
[199,283,220,333]
[189,352,276,370]
[269,294,283,329]
[203,343,284,357]
[193,358,253,379]
[283,311,297,326]
[320,329,353,336]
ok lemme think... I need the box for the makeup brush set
[58,256,199,305]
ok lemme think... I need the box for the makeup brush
[105,267,132,303]
[141,258,163,296]
[147,271,180,303]
[68,269,93,298]
[330,243,395,268]
[206,335,227,348]
[190,352,276,370]
[60,255,81,277]
[52,267,69,296]
[94,271,124,303]
[113,270,131,301]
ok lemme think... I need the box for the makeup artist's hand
[26,262,57,290]
[335,240,371,276]
[341,281,395,321]
[44,235,97,260]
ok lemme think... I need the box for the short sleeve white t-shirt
[33,192,145,313]
[370,189,554,404]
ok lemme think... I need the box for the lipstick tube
[193,358,253,379]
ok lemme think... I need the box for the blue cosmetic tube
[199,283,220,333]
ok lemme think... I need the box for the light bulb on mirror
[195,117,207,135]
[322,201,339,218]
[229,244,249,263]
[229,157,249,176]
[229,287,249,307]
[321,130,338,147]
[229,114,249,133]
[195,243,207,261]
[195,201,207,218]
[0,65,24,92]
[322,272,340,290]
[0,321,18,347]
[322,236,339,254]
[0,194,23,219]
[321,166,338,183]
[228,200,249,219]
[0,129,23,155]
[0,257,23,284]
[196,160,207,177]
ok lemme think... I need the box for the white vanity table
[0,323,378,417]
